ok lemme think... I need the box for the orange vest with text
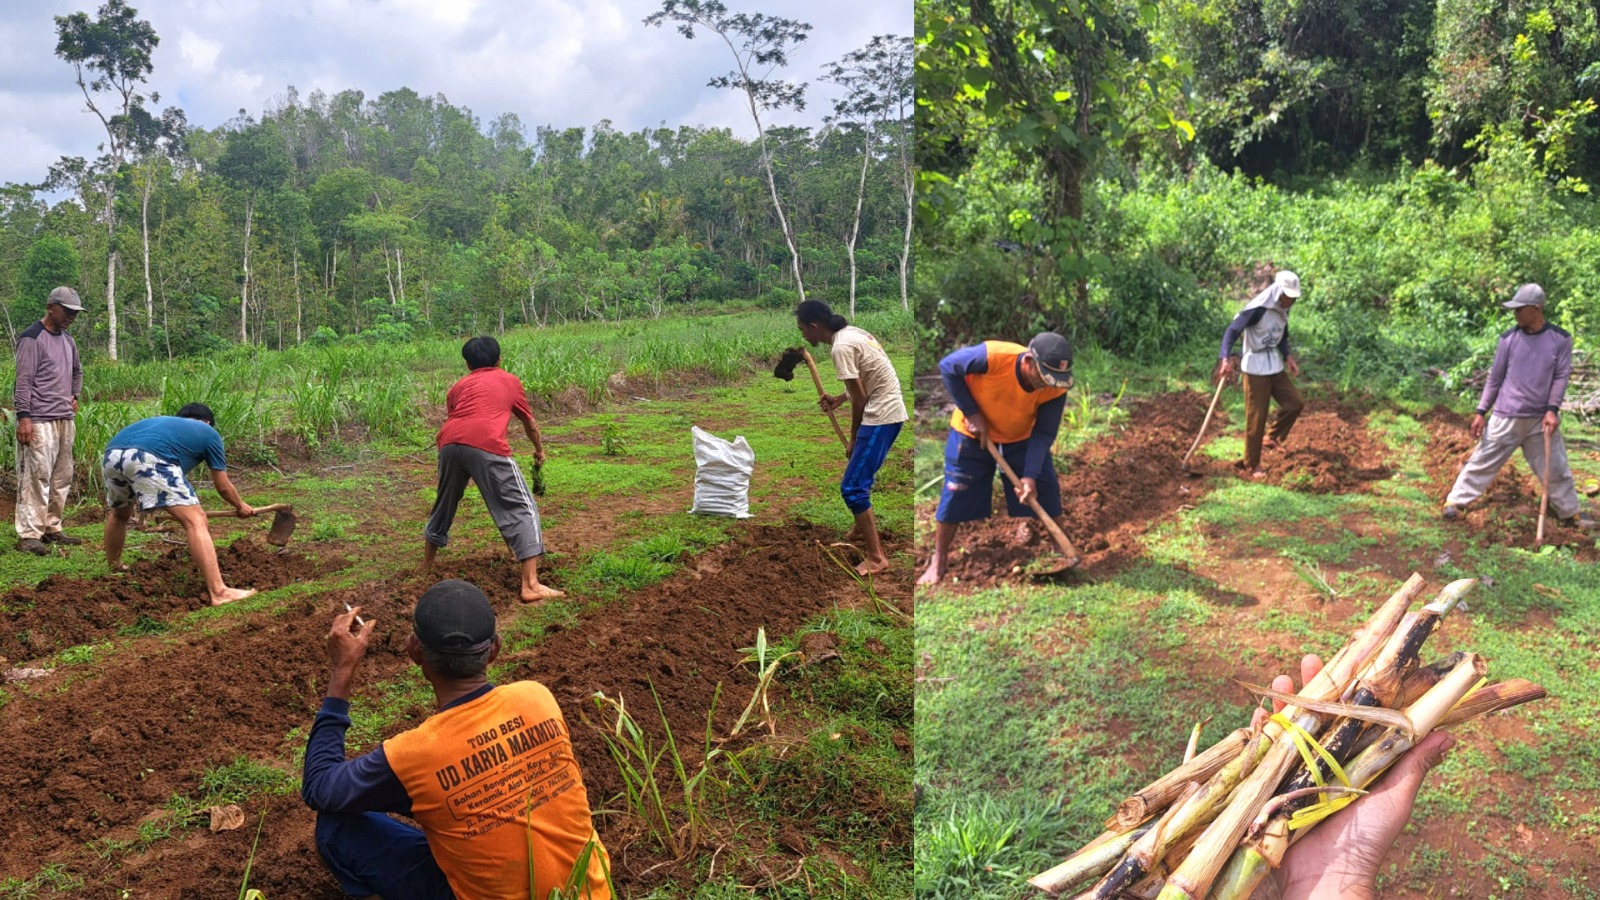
[949,341,1067,444]
[383,682,612,900]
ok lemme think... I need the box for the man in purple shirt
[12,287,84,555]
[1443,283,1592,528]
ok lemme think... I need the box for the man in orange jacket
[917,332,1073,586]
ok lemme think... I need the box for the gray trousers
[1446,415,1582,518]
[16,418,74,540]
[425,444,545,560]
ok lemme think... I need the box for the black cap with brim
[413,579,497,654]
[1028,332,1073,388]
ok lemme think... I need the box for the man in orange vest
[302,580,611,899]
[917,333,1073,586]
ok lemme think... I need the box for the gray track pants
[1446,415,1582,518]
[425,443,545,560]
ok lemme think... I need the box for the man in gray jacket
[13,287,85,555]
[1443,284,1592,528]
[1218,270,1304,480]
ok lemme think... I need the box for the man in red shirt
[426,337,563,602]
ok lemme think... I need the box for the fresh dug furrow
[0,549,525,889]
[1421,407,1596,558]
[922,391,1222,586]
[42,521,909,898]
[0,541,341,665]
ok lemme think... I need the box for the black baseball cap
[1027,332,1073,388]
[413,579,497,654]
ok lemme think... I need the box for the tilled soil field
[0,541,342,664]
[919,392,1403,587]
[0,521,909,897]
[1421,407,1598,559]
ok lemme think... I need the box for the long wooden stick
[984,435,1080,567]
[1181,378,1226,471]
[801,348,851,455]
[206,503,292,518]
[1536,428,1552,544]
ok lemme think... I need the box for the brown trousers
[1243,372,1303,470]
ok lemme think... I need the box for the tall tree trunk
[104,191,119,361]
[240,198,254,344]
[396,245,405,306]
[293,246,304,344]
[382,241,398,305]
[846,131,870,317]
[141,175,154,328]
[898,125,913,312]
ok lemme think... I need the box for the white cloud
[0,0,910,185]
[177,30,220,73]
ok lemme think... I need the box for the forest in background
[916,0,1600,395]
[1,1,912,361]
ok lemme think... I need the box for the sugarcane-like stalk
[1437,679,1545,728]
[1276,580,1473,813]
[1155,574,1427,900]
[1209,655,1487,900]
[1107,728,1253,831]
[1028,824,1150,895]
[1076,783,1201,900]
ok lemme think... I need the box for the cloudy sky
[0,0,909,187]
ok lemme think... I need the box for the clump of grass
[0,862,83,897]
[601,419,625,457]
[57,641,112,666]
[585,685,726,860]
[915,795,1071,899]
[119,615,169,637]
[730,628,802,737]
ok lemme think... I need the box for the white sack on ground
[689,426,754,518]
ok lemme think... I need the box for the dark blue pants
[841,422,903,514]
[315,811,455,899]
[935,430,1062,523]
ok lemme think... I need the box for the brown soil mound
[924,391,1223,586]
[922,395,1398,587]
[1420,408,1595,557]
[1251,403,1393,493]
[0,541,338,665]
[10,522,905,898]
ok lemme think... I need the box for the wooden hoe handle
[801,348,851,456]
[1182,377,1228,470]
[1536,429,1552,544]
[984,436,1080,566]
[208,503,293,518]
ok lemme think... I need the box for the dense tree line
[915,0,1600,368]
[1,1,911,361]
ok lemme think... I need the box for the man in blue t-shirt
[102,403,259,605]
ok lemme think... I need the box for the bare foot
[842,528,865,543]
[1263,436,1282,450]
[209,587,258,606]
[1251,469,1268,481]
[915,561,944,586]
[111,563,130,573]
[520,584,566,603]
[856,557,891,577]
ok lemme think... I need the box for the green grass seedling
[585,685,726,860]
[730,627,802,737]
